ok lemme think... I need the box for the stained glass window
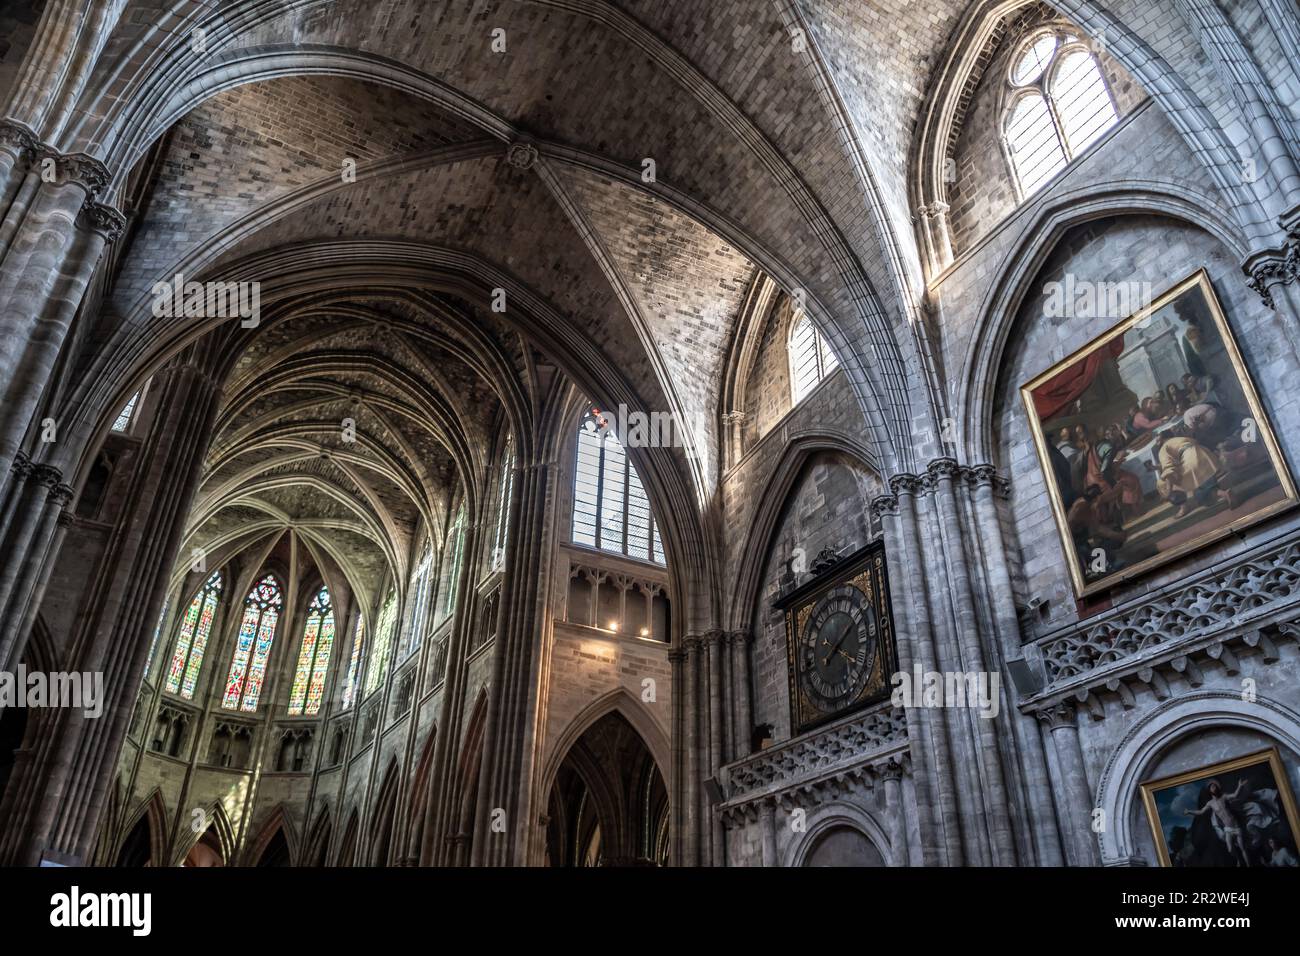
[439,505,467,620]
[492,436,515,571]
[164,572,223,699]
[363,593,397,698]
[789,313,839,405]
[111,391,140,433]
[342,615,365,710]
[571,410,665,564]
[407,543,433,655]
[1005,29,1117,199]
[222,574,283,712]
[288,587,335,716]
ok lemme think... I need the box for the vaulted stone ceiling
[38,0,1010,488]
[177,292,529,612]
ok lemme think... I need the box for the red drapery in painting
[1031,334,1125,420]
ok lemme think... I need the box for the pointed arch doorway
[544,711,668,867]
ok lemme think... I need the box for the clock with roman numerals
[777,542,896,735]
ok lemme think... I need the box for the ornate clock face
[797,584,877,715]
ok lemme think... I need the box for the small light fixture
[639,628,649,637]
[608,620,620,632]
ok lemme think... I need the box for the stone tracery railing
[1030,531,1300,697]
[720,704,907,813]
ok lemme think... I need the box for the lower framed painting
[1139,747,1300,867]
[1021,269,1298,597]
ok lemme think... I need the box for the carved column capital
[888,473,923,497]
[1244,218,1300,309]
[1036,701,1078,731]
[0,118,39,163]
[963,463,998,488]
[927,457,962,483]
[81,201,127,242]
[55,152,111,198]
[869,494,898,519]
[29,463,64,491]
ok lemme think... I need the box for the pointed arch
[172,800,236,867]
[304,807,333,868]
[368,759,402,867]
[336,807,361,867]
[726,433,881,632]
[114,789,168,867]
[245,804,299,867]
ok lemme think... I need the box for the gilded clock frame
[776,541,897,736]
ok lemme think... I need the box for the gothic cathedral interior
[1,0,1299,879]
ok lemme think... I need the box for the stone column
[880,761,910,866]
[729,629,753,761]
[928,458,1016,865]
[967,465,1065,866]
[1,346,223,865]
[1038,702,1101,867]
[0,470,74,667]
[890,474,964,864]
[759,796,779,867]
[705,629,725,865]
[683,635,702,867]
[421,517,485,865]
[471,448,552,867]
[870,493,941,865]
[667,644,687,865]
[0,177,122,499]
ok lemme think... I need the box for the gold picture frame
[1139,747,1300,867]
[1021,269,1297,597]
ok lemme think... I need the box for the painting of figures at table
[1022,270,1297,597]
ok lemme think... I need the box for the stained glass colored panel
[180,592,218,699]
[288,618,319,715]
[241,607,278,712]
[305,613,334,716]
[223,606,258,709]
[165,597,202,694]
[343,616,365,709]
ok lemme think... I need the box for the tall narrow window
[571,409,665,564]
[789,313,840,405]
[112,391,140,433]
[439,505,467,619]
[144,597,171,682]
[408,543,433,654]
[342,615,365,710]
[492,436,515,571]
[288,587,335,716]
[1004,28,1117,199]
[222,575,283,712]
[165,572,223,699]
[363,594,397,698]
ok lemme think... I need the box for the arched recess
[114,789,168,867]
[539,688,672,806]
[304,808,333,868]
[727,433,882,632]
[909,0,1267,278]
[368,759,401,867]
[541,702,669,867]
[957,183,1250,466]
[0,614,58,823]
[451,689,490,867]
[404,726,438,861]
[172,800,236,868]
[246,804,298,868]
[1094,690,1300,865]
[336,807,361,867]
[785,802,896,867]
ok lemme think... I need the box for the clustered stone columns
[0,457,73,669]
[1036,702,1101,866]
[868,458,1066,867]
[420,516,486,865]
[471,452,552,867]
[0,343,224,865]
[0,120,125,497]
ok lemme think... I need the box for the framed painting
[1140,747,1300,867]
[1021,269,1297,597]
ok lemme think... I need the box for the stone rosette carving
[506,140,539,170]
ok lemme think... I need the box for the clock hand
[837,649,855,665]
[820,618,852,668]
